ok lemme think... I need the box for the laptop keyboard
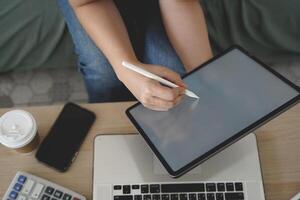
[113,182,245,200]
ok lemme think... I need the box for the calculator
[2,171,86,200]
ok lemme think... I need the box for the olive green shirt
[201,0,300,63]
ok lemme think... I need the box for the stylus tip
[186,90,199,99]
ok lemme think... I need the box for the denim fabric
[57,0,186,103]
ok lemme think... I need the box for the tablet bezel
[126,45,300,178]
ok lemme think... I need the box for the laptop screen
[128,48,299,174]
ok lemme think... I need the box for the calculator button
[41,195,51,200]
[17,195,27,200]
[54,190,63,199]
[22,179,35,195]
[62,194,72,200]
[72,198,81,200]
[18,176,27,184]
[45,187,55,195]
[51,198,58,200]
[9,191,18,199]
[30,183,44,199]
[13,183,23,192]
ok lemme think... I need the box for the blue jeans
[57,0,186,103]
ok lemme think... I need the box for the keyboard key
[162,194,169,200]
[63,194,72,200]
[143,195,151,200]
[152,194,160,200]
[188,193,196,200]
[18,175,27,184]
[30,183,44,199]
[22,179,34,195]
[42,195,51,200]
[114,185,122,190]
[45,187,55,195]
[234,183,243,191]
[216,193,224,200]
[114,196,133,200]
[13,183,23,192]
[150,185,160,193]
[134,195,142,200]
[141,185,149,193]
[207,193,215,200]
[226,183,234,191]
[161,184,205,193]
[170,194,178,200]
[217,183,225,192]
[53,190,63,199]
[132,185,140,190]
[17,195,26,200]
[9,191,18,199]
[206,183,216,192]
[198,193,206,200]
[179,194,187,200]
[123,185,131,194]
[224,193,244,200]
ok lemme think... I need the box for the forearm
[69,0,137,78]
[159,0,213,72]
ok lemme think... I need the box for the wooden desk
[0,102,299,200]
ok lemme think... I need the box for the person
[57,0,213,111]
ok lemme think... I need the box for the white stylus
[122,61,199,99]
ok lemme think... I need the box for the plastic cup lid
[0,110,37,149]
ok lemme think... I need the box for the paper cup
[0,110,39,153]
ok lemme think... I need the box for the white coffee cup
[0,110,39,153]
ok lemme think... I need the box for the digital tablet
[126,46,300,178]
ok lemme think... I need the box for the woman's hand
[118,61,186,111]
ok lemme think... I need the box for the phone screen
[36,103,96,172]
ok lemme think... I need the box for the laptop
[93,133,264,200]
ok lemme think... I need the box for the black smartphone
[36,102,96,172]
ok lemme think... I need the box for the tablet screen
[127,48,299,175]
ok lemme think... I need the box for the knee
[144,43,186,76]
[77,46,115,80]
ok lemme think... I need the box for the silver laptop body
[93,133,265,200]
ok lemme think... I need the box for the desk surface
[0,102,299,200]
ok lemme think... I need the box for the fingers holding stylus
[143,95,184,111]
[142,80,185,111]
[150,65,187,88]
[149,81,185,101]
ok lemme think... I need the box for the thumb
[154,66,187,88]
